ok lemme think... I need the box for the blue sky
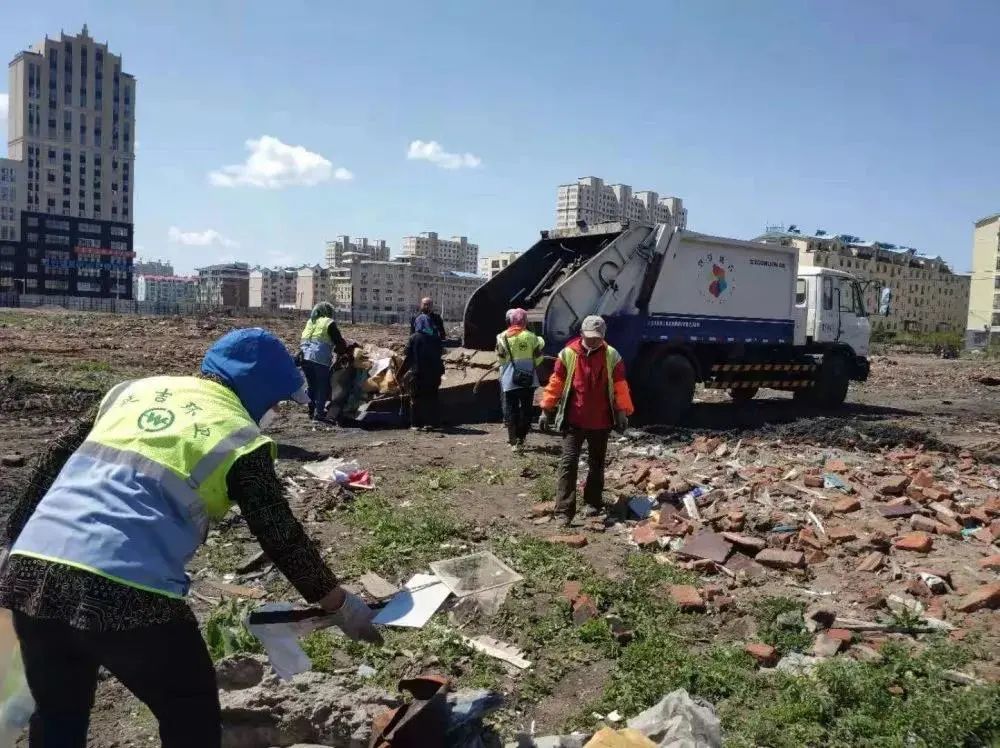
[2,0,997,275]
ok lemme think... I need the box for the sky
[1,0,998,275]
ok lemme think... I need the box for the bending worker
[539,315,634,526]
[0,328,379,748]
[495,307,544,452]
[299,301,349,421]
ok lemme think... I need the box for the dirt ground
[1,309,998,747]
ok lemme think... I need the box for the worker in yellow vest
[495,308,544,451]
[0,328,380,747]
[299,302,349,421]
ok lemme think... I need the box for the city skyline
[2,2,998,276]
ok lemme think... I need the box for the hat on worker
[580,315,607,340]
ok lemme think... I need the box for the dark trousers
[302,359,332,419]
[502,388,535,444]
[410,376,442,428]
[13,612,221,748]
[554,427,611,519]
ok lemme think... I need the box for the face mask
[258,408,278,429]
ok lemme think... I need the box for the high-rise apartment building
[479,251,520,279]
[135,274,197,304]
[196,262,249,307]
[0,158,25,242]
[1,25,136,298]
[324,235,389,268]
[966,213,1000,345]
[757,227,970,334]
[556,176,687,231]
[400,232,478,274]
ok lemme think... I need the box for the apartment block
[249,266,298,310]
[756,227,970,334]
[966,213,1000,344]
[479,250,520,279]
[134,258,174,276]
[196,262,249,307]
[400,232,478,274]
[135,274,197,304]
[296,265,333,311]
[324,235,389,268]
[1,26,136,299]
[556,176,687,231]
[331,256,482,322]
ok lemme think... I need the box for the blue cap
[201,328,304,422]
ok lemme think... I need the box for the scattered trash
[823,473,852,493]
[302,457,374,488]
[625,689,722,748]
[247,603,339,680]
[628,496,657,520]
[429,552,523,598]
[357,663,377,679]
[460,635,531,670]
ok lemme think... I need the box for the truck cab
[795,267,870,358]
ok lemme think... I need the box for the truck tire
[640,353,696,425]
[729,387,759,402]
[813,353,850,407]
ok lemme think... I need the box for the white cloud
[208,135,351,188]
[168,226,239,248]
[406,139,482,170]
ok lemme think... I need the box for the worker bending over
[299,302,349,421]
[540,315,634,526]
[0,328,379,748]
[495,308,544,452]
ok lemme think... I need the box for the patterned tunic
[0,379,337,631]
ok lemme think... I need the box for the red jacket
[541,338,633,430]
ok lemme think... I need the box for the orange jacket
[541,338,634,430]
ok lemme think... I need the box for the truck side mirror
[878,287,892,316]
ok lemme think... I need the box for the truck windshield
[822,277,833,310]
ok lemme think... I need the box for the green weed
[203,599,263,661]
[750,596,812,655]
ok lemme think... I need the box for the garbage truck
[459,221,872,424]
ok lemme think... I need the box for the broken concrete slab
[668,585,705,612]
[755,548,806,570]
[359,572,399,601]
[880,475,911,496]
[856,551,885,573]
[954,582,1000,613]
[720,532,766,554]
[880,503,920,518]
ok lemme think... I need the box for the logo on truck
[697,254,734,303]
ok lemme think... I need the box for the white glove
[538,411,552,432]
[322,589,383,644]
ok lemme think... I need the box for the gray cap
[580,315,607,338]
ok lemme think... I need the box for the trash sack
[625,689,722,748]
[0,611,33,748]
[446,688,505,748]
[504,735,587,748]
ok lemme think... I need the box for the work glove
[538,411,552,432]
[321,588,383,645]
[614,411,629,433]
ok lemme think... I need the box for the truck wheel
[814,353,850,407]
[642,353,695,425]
[729,387,759,402]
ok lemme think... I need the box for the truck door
[837,278,870,356]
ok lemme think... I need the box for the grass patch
[200,540,244,575]
[749,596,812,655]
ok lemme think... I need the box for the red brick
[658,512,691,536]
[834,497,861,513]
[910,515,939,534]
[906,579,932,598]
[990,519,1000,538]
[561,581,583,603]
[972,527,995,545]
[983,497,1000,516]
[935,517,963,537]
[668,584,705,612]
[798,527,827,550]
[954,583,1000,613]
[880,475,911,496]
[646,468,671,491]
[531,502,555,517]
[756,548,806,569]
[631,524,661,547]
[828,526,857,544]
[894,532,933,553]
[886,496,915,507]
[969,507,992,525]
[804,474,825,488]
[546,534,587,548]
[857,551,885,572]
[744,642,778,666]
[922,487,953,503]
[926,598,947,620]
[571,594,598,625]
[826,628,853,645]
[691,436,722,455]
[906,485,927,501]
[825,458,848,473]
[721,532,766,553]
[714,595,735,611]
[978,554,1000,570]
[911,469,935,489]
[812,632,845,657]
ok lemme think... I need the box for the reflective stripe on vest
[496,330,545,391]
[553,345,620,431]
[11,376,273,597]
